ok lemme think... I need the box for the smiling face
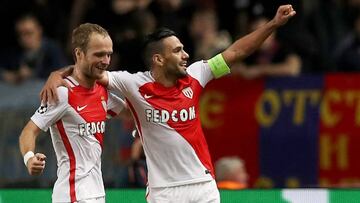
[159,36,189,79]
[75,33,113,80]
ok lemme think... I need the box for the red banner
[319,73,360,187]
[201,75,264,186]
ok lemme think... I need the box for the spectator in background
[128,131,147,188]
[148,0,194,35]
[1,14,67,84]
[113,113,147,188]
[188,9,232,61]
[334,11,360,72]
[110,9,157,72]
[67,0,156,72]
[215,156,249,190]
[233,16,301,79]
[303,0,347,72]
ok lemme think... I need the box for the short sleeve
[106,92,126,119]
[31,87,69,132]
[186,60,215,87]
[107,71,131,95]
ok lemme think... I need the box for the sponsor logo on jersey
[182,87,193,99]
[76,105,87,111]
[145,106,196,123]
[78,121,105,136]
[144,94,154,99]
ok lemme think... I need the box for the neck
[72,66,96,88]
[151,68,177,87]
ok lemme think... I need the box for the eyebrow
[173,46,183,52]
[94,51,113,55]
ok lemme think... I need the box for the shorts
[146,180,220,203]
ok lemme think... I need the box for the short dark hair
[143,28,177,68]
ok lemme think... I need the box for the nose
[182,50,189,59]
[102,55,111,65]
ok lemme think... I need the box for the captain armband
[208,54,231,79]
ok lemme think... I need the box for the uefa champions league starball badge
[37,104,48,114]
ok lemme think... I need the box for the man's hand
[39,68,73,104]
[26,153,46,176]
[272,4,296,27]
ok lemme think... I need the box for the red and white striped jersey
[108,60,216,188]
[31,76,125,202]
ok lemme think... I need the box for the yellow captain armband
[208,53,231,78]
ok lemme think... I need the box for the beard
[166,64,187,79]
[176,69,187,78]
[94,65,107,76]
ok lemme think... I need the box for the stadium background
[2,0,360,202]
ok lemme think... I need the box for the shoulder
[186,60,214,87]
[109,70,151,83]
[108,70,131,76]
[186,60,209,75]
[188,60,206,68]
[109,70,148,77]
[56,86,69,103]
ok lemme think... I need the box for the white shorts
[146,180,220,203]
[54,196,105,203]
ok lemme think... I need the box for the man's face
[160,36,189,79]
[16,18,42,50]
[77,33,113,80]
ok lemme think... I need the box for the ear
[74,48,82,60]
[153,54,164,66]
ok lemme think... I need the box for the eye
[94,53,103,57]
[174,47,182,53]
[94,52,112,57]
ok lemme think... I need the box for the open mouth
[96,66,107,71]
[180,61,187,68]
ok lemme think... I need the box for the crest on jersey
[101,96,107,111]
[182,87,193,99]
[37,104,48,114]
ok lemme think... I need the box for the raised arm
[19,120,46,176]
[222,4,296,67]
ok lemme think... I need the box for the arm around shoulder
[39,65,74,104]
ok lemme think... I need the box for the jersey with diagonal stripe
[31,76,125,202]
[108,60,217,188]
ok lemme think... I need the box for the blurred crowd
[2,0,360,85]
